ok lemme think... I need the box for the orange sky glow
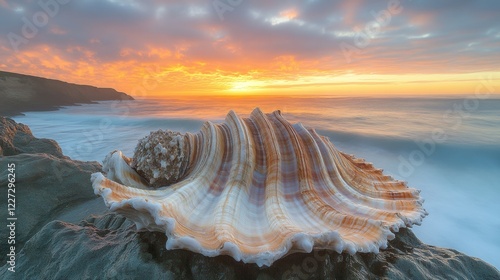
[1,1,498,97]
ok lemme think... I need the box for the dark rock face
[0,117,102,265]
[0,154,102,262]
[0,117,499,279]
[0,117,63,157]
[0,70,134,116]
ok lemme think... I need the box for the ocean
[13,95,500,269]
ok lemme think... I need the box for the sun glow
[1,1,498,98]
[228,80,267,94]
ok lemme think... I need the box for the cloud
[0,0,498,95]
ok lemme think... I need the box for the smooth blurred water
[13,96,500,269]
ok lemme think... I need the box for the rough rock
[0,154,102,264]
[0,116,63,157]
[0,117,103,264]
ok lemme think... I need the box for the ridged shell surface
[91,108,427,267]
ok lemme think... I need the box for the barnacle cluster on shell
[131,130,189,188]
[91,108,427,267]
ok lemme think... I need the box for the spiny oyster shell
[91,108,427,267]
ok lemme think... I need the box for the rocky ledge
[0,117,499,280]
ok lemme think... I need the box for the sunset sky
[1,0,499,97]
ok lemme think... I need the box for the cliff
[0,71,133,116]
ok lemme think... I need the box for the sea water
[13,96,500,269]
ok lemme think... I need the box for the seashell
[131,130,189,187]
[91,108,427,267]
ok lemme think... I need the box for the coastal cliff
[0,71,133,116]
[0,117,499,279]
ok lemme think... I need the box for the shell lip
[91,173,423,267]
